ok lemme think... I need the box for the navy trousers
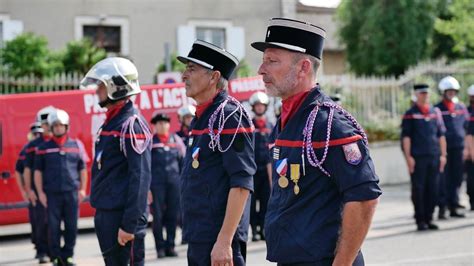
[46,191,78,259]
[187,240,246,266]
[150,181,180,251]
[411,155,440,224]
[94,209,147,266]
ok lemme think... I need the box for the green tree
[430,0,460,60]
[337,0,438,77]
[61,38,107,74]
[1,32,61,78]
[435,0,474,58]
[157,52,186,73]
[235,60,252,78]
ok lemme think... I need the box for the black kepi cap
[413,84,430,93]
[177,40,239,80]
[151,112,171,124]
[251,18,326,59]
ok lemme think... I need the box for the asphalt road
[1,184,473,265]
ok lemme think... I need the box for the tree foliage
[62,38,107,74]
[337,0,438,77]
[1,32,61,78]
[435,0,474,58]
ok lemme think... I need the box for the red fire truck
[0,76,265,225]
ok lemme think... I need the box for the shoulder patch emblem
[342,142,362,165]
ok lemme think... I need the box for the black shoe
[438,213,448,220]
[450,210,466,218]
[417,223,428,231]
[455,203,466,209]
[65,257,76,266]
[38,255,49,264]
[165,248,178,257]
[157,249,166,258]
[438,207,447,220]
[51,257,62,266]
[427,223,439,230]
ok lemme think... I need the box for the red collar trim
[281,90,310,129]
[196,90,221,118]
[105,101,127,124]
[157,133,170,144]
[52,135,68,146]
[443,99,455,113]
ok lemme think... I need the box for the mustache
[261,76,273,83]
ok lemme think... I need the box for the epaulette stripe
[275,135,363,149]
[100,131,148,139]
[191,127,254,136]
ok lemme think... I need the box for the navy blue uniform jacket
[35,138,85,193]
[401,105,446,156]
[265,87,381,263]
[90,101,152,234]
[180,90,256,243]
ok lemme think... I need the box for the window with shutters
[177,20,245,61]
[83,25,121,53]
[75,16,129,56]
[196,27,226,48]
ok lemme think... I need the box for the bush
[363,120,401,143]
[157,52,186,73]
[1,32,61,78]
[61,38,106,74]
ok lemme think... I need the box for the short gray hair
[216,76,228,90]
[205,69,229,90]
[292,53,321,78]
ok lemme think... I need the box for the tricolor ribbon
[276,158,288,176]
[192,147,200,160]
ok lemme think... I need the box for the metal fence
[319,60,474,126]
[1,60,474,128]
[0,72,82,94]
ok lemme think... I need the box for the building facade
[0,0,345,83]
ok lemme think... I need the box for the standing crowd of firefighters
[401,77,474,231]
[11,16,473,266]
[14,87,279,265]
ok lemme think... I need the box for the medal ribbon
[276,158,288,176]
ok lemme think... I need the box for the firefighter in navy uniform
[465,85,474,210]
[435,76,468,218]
[401,84,447,231]
[34,109,88,266]
[149,112,185,258]
[248,91,273,242]
[175,105,195,245]
[176,105,196,144]
[80,57,152,266]
[252,18,382,265]
[15,122,44,203]
[15,122,44,254]
[177,40,256,266]
[15,145,29,202]
[23,106,56,264]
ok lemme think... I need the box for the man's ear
[209,70,222,86]
[211,70,221,81]
[299,59,312,76]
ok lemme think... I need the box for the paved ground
[1,184,473,265]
